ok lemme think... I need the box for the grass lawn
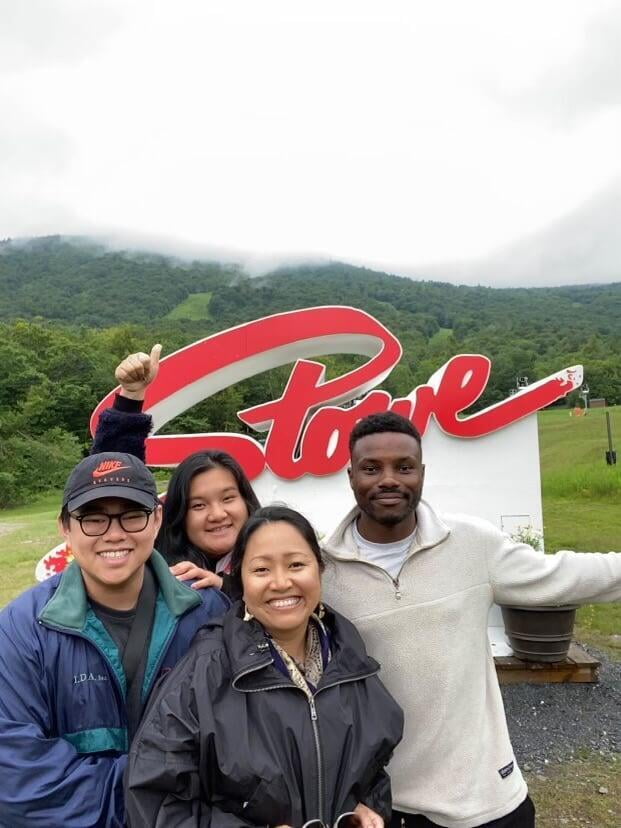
[538,405,621,660]
[166,291,213,320]
[525,752,621,826]
[538,405,621,475]
[0,491,63,607]
[428,327,454,345]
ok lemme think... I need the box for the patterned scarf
[270,615,331,696]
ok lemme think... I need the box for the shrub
[0,428,81,506]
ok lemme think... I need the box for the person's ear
[58,515,70,541]
[152,504,163,533]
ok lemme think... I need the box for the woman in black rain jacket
[126,507,403,828]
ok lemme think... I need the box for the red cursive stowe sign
[90,306,582,480]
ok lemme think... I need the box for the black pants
[390,795,535,828]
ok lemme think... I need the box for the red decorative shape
[44,545,73,575]
[89,306,582,481]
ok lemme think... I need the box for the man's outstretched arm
[486,526,621,606]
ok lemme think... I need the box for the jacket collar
[38,550,202,631]
[323,498,451,561]
[220,602,379,692]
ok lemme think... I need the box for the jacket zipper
[308,670,380,821]
[327,521,443,601]
[335,541,437,601]
[235,665,325,820]
[340,556,403,599]
[234,660,379,824]
[141,623,177,702]
[308,695,324,821]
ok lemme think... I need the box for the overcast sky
[3,0,621,285]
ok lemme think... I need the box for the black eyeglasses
[71,509,153,536]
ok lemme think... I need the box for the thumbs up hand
[115,344,162,400]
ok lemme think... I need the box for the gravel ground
[502,646,621,773]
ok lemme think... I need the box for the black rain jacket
[125,603,404,827]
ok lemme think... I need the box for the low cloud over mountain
[424,181,621,288]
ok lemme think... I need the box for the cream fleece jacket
[321,500,621,828]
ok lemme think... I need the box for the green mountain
[0,235,619,506]
[2,236,621,339]
[0,236,239,326]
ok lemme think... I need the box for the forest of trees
[1,235,620,506]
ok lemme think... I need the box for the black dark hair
[59,505,71,529]
[156,451,260,566]
[229,505,324,594]
[349,412,422,453]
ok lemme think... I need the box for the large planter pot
[500,605,578,663]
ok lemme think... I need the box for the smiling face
[60,496,161,610]
[348,431,425,543]
[241,521,322,644]
[184,467,250,559]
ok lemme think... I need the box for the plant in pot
[500,526,578,663]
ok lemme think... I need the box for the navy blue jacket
[92,403,152,462]
[0,552,229,827]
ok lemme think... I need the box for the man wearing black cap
[0,452,229,828]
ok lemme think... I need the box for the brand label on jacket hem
[498,761,514,779]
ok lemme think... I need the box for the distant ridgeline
[0,235,620,507]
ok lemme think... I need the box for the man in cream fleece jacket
[321,412,621,828]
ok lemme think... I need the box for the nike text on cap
[63,452,159,512]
